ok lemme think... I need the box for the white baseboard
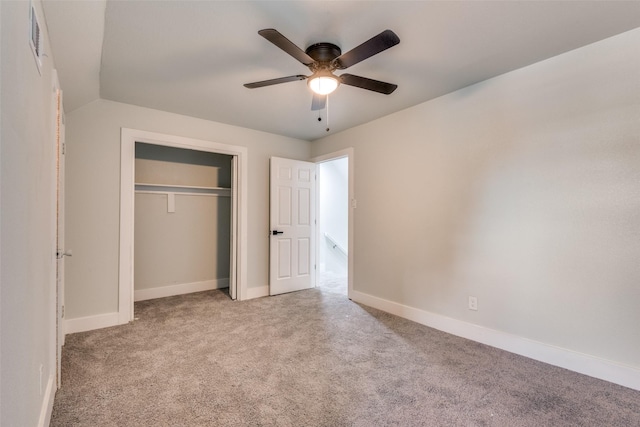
[245,285,269,300]
[65,280,229,334]
[134,278,229,302]
[37,374,55,427]
[64,312,120,334]
[350,290,640,391]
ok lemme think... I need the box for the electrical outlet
[468,296,478,311]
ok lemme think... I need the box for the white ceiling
[42,1,640,141]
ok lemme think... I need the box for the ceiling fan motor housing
[305,42,342,70]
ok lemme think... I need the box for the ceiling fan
[244,29,400,110]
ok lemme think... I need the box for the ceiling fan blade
[244,75,307,89]
[311,93,327,111]
[334,30,400,70]
[339,74,398,94]
[258,29,315,66]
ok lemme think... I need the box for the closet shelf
[135,183,231,197]
[135,182,230,191]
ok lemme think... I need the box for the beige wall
[135,193,230,290]
[312,29,640,369]
[1,1,58,424]
[135,142,232,188]
[65,99,310,319]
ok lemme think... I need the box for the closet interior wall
[134,143,232,301]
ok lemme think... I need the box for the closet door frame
[119,128,248,324]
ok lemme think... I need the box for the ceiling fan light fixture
[308,71,339,95]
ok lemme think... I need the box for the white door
[269,157,316,295]
[54,85,67,388]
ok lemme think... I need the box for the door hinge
[61,305,65,318]
[62,142,66,155]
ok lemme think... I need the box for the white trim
[37,374,55,427]
[312,148,355,299]
[245,285,269,300]
[229,155,238,300]
[119,129,135,324]
[134,279,229,302]
[350,290,640,392]
[120,128,249,326]
[64,312,120,335]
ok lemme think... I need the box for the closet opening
[119,128,248,325]
[133,143,234,303]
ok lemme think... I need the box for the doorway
[313,148,354,298]
[317,158,348,295]
[119,129,248,325]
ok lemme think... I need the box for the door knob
[56,250,73,259]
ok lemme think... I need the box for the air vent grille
[30,5,42,74]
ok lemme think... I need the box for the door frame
[312,148,354,298]
[119,128,248,324]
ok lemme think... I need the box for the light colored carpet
[317,271,347,295]
[51,288,640,426]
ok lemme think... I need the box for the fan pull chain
[326,95,330,132]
